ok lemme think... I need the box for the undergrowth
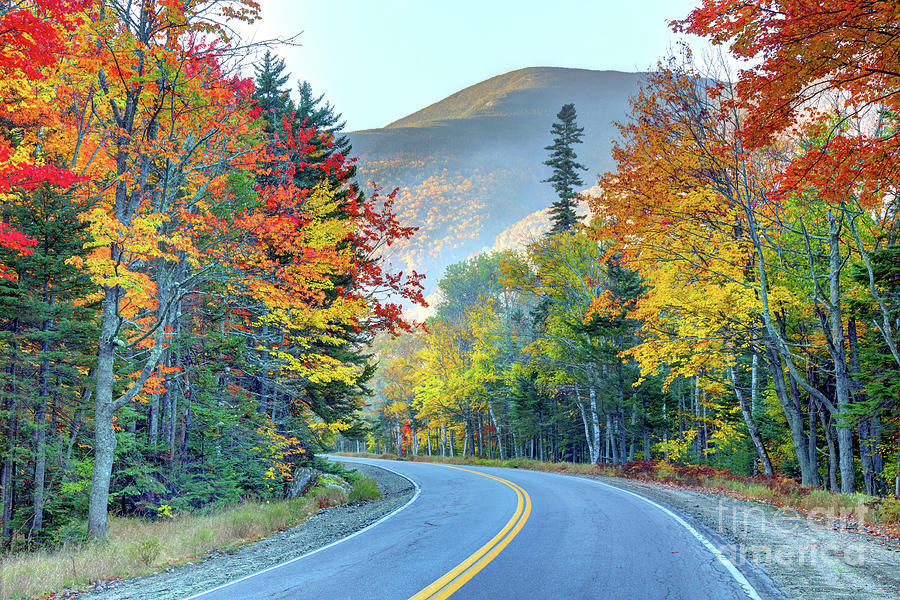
[0,476,361,600]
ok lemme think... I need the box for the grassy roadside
[336,452,900,534]
[0,475,381,600]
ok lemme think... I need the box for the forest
[367,2,900,502]
[2,0,900,563]
[0,0,426,549]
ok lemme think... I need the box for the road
[186,457,784,600]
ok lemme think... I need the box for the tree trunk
[180,386,193,461]
[859,420,873,496]
[849,314,883,496]
[607,415,614,463]
[869,417,885,496]
[31,353,50,537]
[2,321,20,541]
[895,442,900,498]
[488,400,505,461]
[511,428,519,459]
[538,426,545,462]
[750,352,759,413]
[764,339,815,484]
[149,392,160,446]
[861,417,886,496]
[836,426,855,494]
[662,397,669,461]
[88,278,167,538]
[87,286,120,539]
[693,378,701,458]
[1,397,17,541]
[628,404,637,462]
[828,215,855,494]
[821,411,839,492]
[807,390,820,486]
[577,384,602,465]
[167,380,177,462]
[729,366,773,476]
[477,414,483,457]
[642,414,650,461]
[31,300,54,538]
[88,399,118,537]
[462,421,468,457]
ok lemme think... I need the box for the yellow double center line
[408,466,532,600]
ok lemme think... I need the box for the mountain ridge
[378,66,638,129]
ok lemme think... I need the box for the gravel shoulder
[583,475,900,600]
[62,462,416,600]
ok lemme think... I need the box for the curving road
[186,457,784,600]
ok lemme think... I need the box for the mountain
[347,67,645,303]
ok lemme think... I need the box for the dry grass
[336,452,900,531]
[0,486,348,600]
[349,453,606,475]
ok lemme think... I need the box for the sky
[240,0,706,132]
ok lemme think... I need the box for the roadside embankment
[0,463,413,600]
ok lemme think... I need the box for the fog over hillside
[347,67,645,304]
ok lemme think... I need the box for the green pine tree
[252,51,293,134]
[0,183,99,541]
[542,103,588,234]
[291,80,355,194]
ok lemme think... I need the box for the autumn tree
[674,0,900,494]
[677,0,900,366]
[589,57,823,481]
[0,0,430,549]
[0,0,86,279]
[53,0,264,539]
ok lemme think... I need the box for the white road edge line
[585,478,764,600]
[182,459,422,600]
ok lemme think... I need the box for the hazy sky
[241,0,703,131]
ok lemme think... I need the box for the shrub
[190,527,215,547]
[623,460,658,479]
[309,486,348,509]
[129,538,162,567]
[875,498,900,525]
[349,476,382,502]
[653,461,679,482]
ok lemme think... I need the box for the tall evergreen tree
[295,82,351,154]
[542,103,588,234]
[252,51,293,134]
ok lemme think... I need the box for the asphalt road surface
[185,457,785,600]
